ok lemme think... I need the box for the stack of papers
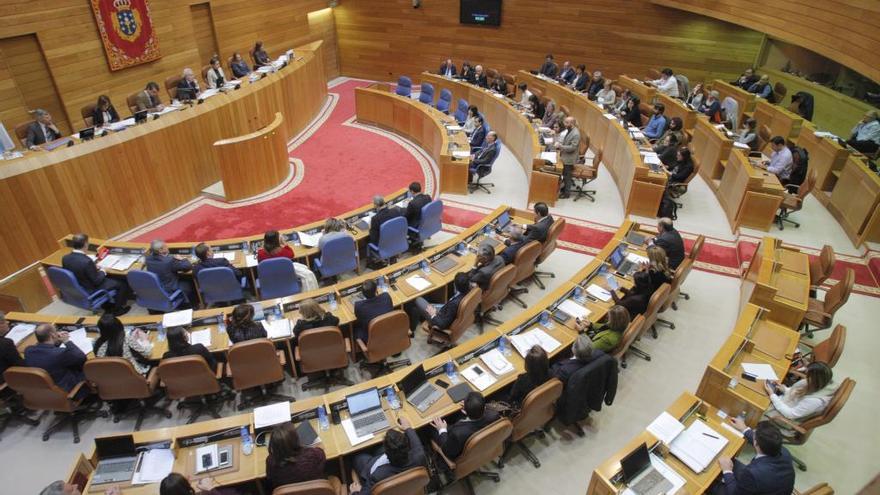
[741,362,778,380]
[254,401,291,429]
[643,154,662,166]
[669,421,729,473]
[480,348,515,376]
[405,275,432,291]
[189,329,212,347]
[586,284,612,301]
[199,89,220,100]
[223,80,242,89]
[558,299,591,320]
[461,363,497,391]
[66,328,94,354]
[540,151,558,162]
[163,309,193,328]
[733,141,750,150]
[262,318,292,339]
[297,231,322,247]
[452,150,471,158]
[631,131,646,140]
[604,113,617,120]
[647,411,685,445]
[626,252,649,265]
[341,418,374,446]
[510,328,562,356]
[131,449,174,484]
[445,125,463,131]
[7,323,35,345]
[98,253,140,271]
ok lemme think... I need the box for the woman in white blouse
[462,105,480,135]
[595,80,616,107]
[206,57,227,90]
[764,362,836,432]
[93,313,153,375]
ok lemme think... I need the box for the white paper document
[199,89,220,100]
[631,131,646,140]
[643,154,662,166]
[262,318,292,339]
[558,299,591,320]
[162,309,193,328]
[297,231,322,248]
[253,401,292,429]
[405,275,432,291]
[647,411,685,445]
[733,141,751,150]
[107,118,135,131]
[7,323,36,345]
[604,113,617,120]
[626,253,649,265]
[131,448,174,484]
[586,284,612,302]
[98,253,140,271]
[195,444,219,473]
[622,454,686,495]
[215,251,237,262]
[720,421,744,437]
[445,125,462,131]
[66,328,94,355]
[741,362,778,380]
[510,328,562,356]
[461,363,497,391]
[452,150,471,158]
[245,254,259,267]
[341,418,374,446]
[189,329,212,347]
[540,151,558,162]
[480,348,515,376]
[669,420,729,473]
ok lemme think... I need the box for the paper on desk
[540,151,558,162]
[446,125,462,131]
[643,154,662,165]
[813,131,839,140]
[66,328,94,354]
[586,284,612,302]
[195,444,218,473]
[669,420,728,473]
[262,318,292,339]
[622,454,686,495]
[7,324,36,345]
[341,418,374,446]
[452,150,471,158]
[297,231,322,248]
[199,89,220,100]
[720,421,744,437]
[131,448,174,484]
[493,92,505,98]
[254,401,292,429]
[405,275,432,291]
[214,251,236,262]
[647,411,685,445]
[189,329,212,347]
[631,131,646,140]
[223,79,242,88]
[245,254,259,267]
[733,141,750,150]
[603,113,617,120]
[626,253,649,265]
[558,299,591,320]
[163,309,193,328]
[510,328,562,357]
[543,137,554,145]
[99,253,139,271]
[480,348,515,376]
[741,363,778,380]
[461,364,497,391]
[107,118,135,131]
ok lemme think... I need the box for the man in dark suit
[472,65,489,88]
[405,272,470,332]
[192,243,243,281]
[524,202,554,243]
[538,54,558,78]
[556,61,576,85]
[369,195,405,247]
[353,279,394,344]
[405,182,432,227]
[61,233,131,315]
[501,226,527,264]
[587,71,605,99]
[144,239,196,306]
[23,324,87,396]
[176,68,201,100]
[135,82,164,112]
[551,334,595,384]
[431,392,501,460]
[469,116,486,148]
[653,217,685,269]
[0,312,24,384]
[25,109,62,150]
[438,59,457,77]
[571,65,589,91]
[716,419,795,495]
[468,130,497,185]
[350,417,425,495]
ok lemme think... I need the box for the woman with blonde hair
[644,245,673,293]
[764,362,836,435]
[292,298,339,343]
[576,305,630,352]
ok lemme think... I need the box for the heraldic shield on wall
[91,0,161,71]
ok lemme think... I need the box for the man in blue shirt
[762,136,793,182]
[643,103,668,140]
[748,74,773,100]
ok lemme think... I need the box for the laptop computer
[91,435,138,485]
[620,443,673,495]
[494,211,513,233]
[346,387,390,437]
[431,254,459,274]
[625,230,647,246]
[398,365,443,413]
[610,244,638,276]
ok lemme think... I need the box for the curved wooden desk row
[0,41,328,280]
[516,71,668,217]
[590,239,809,494]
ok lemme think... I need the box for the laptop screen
[346,387,382,416]
[496,211,511,228]
[95,435,136,460]
[609,245,626,268]
[398,365,427,396]
[620,443,651,483]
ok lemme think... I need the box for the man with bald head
[145,239,195,306]
[24,324,87,394]
[62,233,131,315]
[555,116,580,199]
[368,194,405,249]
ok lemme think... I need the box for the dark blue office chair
[256,258,302,299]
[196,267,245,307]
[313,235,359,279]
[46,266,114,312]
[418,83,435,106]
[469,139,501,194]
[454,98,469,123]
[436,89,452,114]
[367,217,409,263]
[396,76,412,97]
[408,200,443,243]
[127,270,186,313]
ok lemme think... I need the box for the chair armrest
[408,226,419,234]
[67,381,87,400]
[294,346,301,362]
[788,368,806,379]
[146,367,160,391]
[218,363,227,379]
[356,338,368,353]
[344,338,352,353]
[276,350,286,367]
[767,414,807,435]
[430,439,456,470]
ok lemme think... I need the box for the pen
[702,432,720,439]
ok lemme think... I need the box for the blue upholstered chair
[127,270,186,313]
[196,267,245,307]
[314,235,359,279]
[396,76,412,97]
[367,217,409,263]
[418,83,435,106]
[256,258,302,299]
[408,200,443,243]
[454,98,469,123]
[436,89,452,114]
[46,266,113,312]
[469,139,501,194]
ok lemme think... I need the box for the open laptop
[620,443,674,495]
[398,365,443,413]
[625,230,647,246]
[91,435,138,485]
[494,211,513,233]
[609,244,637,276]
[346,387,390,437]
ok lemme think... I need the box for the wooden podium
[212,112,289,201]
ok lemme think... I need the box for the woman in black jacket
[227,304,267,344]
[92,95,120,126]
[506,345,550,408]
[667,147,695,184]
[292,298,340,343]
[624,96,642,128]
[612,271,653,317]
[162,326,216,369]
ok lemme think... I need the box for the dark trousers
[403,297,433,331]
[177,279,197,308]
[848,138,879,154]
[100,277,131,311]
[561,163,574,194]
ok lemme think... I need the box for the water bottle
[328,293,338,311]
[445,360,459,384]
[420,260,431,275]
[498,336,511,357]
[482,225,491,236]
[275,303,283,319]
[291,233,301,246]
[573,286,586,303]
[377,276,387,293]
[243,242,250,255]
[240,426,253,455]
[157,323,166,342]
[457,242,467,255]
[317,405,329,431]
[386,387,401,410]
[540,310,553,328]
[218,312,226,334]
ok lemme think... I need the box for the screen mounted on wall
[460,0,502,26]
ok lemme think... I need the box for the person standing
[556,117,580,199]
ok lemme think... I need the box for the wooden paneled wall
[0,0,339,132]
[0,34,70,135]
[651,0,880,83]
[334,0,764,86]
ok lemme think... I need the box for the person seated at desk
[748,74,773,101]
[92,95,120,127]
[715,419,795,495]
[193,242,242,281]
[406,272,470,332]
[764,362,836,431]
[656,134,681,167]
[611,271,652,317]
[506,345,550,408]
[731,67,759,89]
[253,41,271,68]
[522,201,554,243]
[353,279,393,344]
[501,225,527,264]
[257,230,295,262]
[847,110,880,154]
[265,421,326,491]
[467,242,506,291]
[160,472,222,495]
[643,103,668,140]
[648,68,679,98]
[226,304,267,344]
[146,239,196,306]
[460,61,475,83]
[177,68,201,100]
[25,109,62,150]
[622,96,642,128]
[699,90,722,123]
[686,82,705,109]
[613,89,633,116]
[135,81,164,112]
[759,136,794,183]
[543,120,563,152]
[538,53,558,78]
[293,298,339,343]
[405,181,432,227]
[595,80,616,107]
[24,324,87,395]
[666,146,694,184]
[431,391,500,459]
[162,326,216,368]
[570,64,589,92]
[62,233,131,316]
[350,417,425,495]
[462,105,480,133]
[551,334,599,383]
[736,118,759,152]
[472,65,489,88]
[586,71,605,99]
[542,99,559,127]
[652,217,685,269]
[94,314,153,376]
[579,305,629,353]
[490,73,508,95]
[230,52,251,78]
[556,60,575,85]
[469,131,498,185]
[0,312,24,383]
[318,217,353,253]
[528,94,545,121]
[653,117,684,152]
[368,195,405,246]
[517,83,533,107]
[205,57,226,90]
[644,245,674,292]
[439,58,457,77]
[468,116,487,148]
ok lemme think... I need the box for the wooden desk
[710,80,755,125]
[212,112,290,201]
[751,100,803,142]
[740,238,810,329]
[716,150,784,232]
[656,92,697,131]
[796,124,849,201]
[617,75,656,104]
[692,117,734,187]
[827,155,880,247]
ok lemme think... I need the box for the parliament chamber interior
[0,1,878,494]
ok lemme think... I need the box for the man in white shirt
[650,68,680,98]
[518,83,533,107]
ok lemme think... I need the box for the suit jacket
[587,79,605,99]
[460,67,475,83]
[468,254,505,291]
[135,90,161,112]
[525,215,554,243]
[192,257,242,281]
[438,410,501,460]
[438,62,457,77]
[469,125,486,148]
[539,61,558,78]
[0,336,24,384]
[354,428,425,495]
[25,121,61,147]
[61,251,106,293]
[558,67,576,84]
[491,78,507,95]
[369,206,405,246]
[265,447,326,492]
[669,159,694,183]
[721,428,795,495]
[560,127,580,166]
[573,74,590,92]
[92,105,120,126]
[552,351,618,425]
[163,343,217,369]
[353,292,393,342]
[24,342,86,392]
[231,60,251,78]
[431,291,464,330]
[145,253,192,294]
[406,193,432,227]
[473,74,488,88]
[177,78,200,99]
[654,229,685,269]
[500,240,526,264]
[471,141,497,169]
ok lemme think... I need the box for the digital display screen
[460,0,502,26]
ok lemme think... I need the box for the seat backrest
[416,200,443,240]
[689,234,705,262]
[318,235,358,277]
[579,132,590,158]
[646,68,661,80]
[810,244,835,287]
[201,64,212,85]
[298,326,348,374]
[126,92,140,114]
[271,478,338,495]
[197,266,243,305]
[721,97,739,130]
[481,264,516,310]
[512,378,563,440]
[444,288,482,344]
[14,120,30,147]
[84,357,150,400]
[811,324,846,369]
[371,467,431,495]
[228,338,284,390]
[396,76,412,97]
[662,259,691,310]
[758,124,772,150]
[795,378,855,444]
[80,103,97,127]
[822,268,854,316]
[165,75,182,100]
[157,356,220,400]
[257,258,302,299]
[774,82,787,103]
[127,269,176,309]
[364,310,411,363]
[612,314,646,360]
[454,98,469,122]
[796,169,817,202]
[453,418,513,480]
[47,266,92,308]
[377,216,409,259]
[436,89,452,112]
[3,366,75,412]
[418,82,435,105]
[537,218,566,264]
[643,283,671,330]
[512,240,542,285]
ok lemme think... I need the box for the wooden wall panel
[190,3,220,65]
[651,0,880,83]
[335,0,764,86]
[0,34,70,134]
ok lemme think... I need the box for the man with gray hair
[25,108,63,150]
[368,194,405,248]
[24,324,88,396]
[176,67,201,100]
[555,116,580,198]
[652,217,685,269]
[500,225,527,264]
[468,131,498,189]
[467,241,505,290]
[39,480,82,495]
[551,334,595,384]
[144,239,195,306]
